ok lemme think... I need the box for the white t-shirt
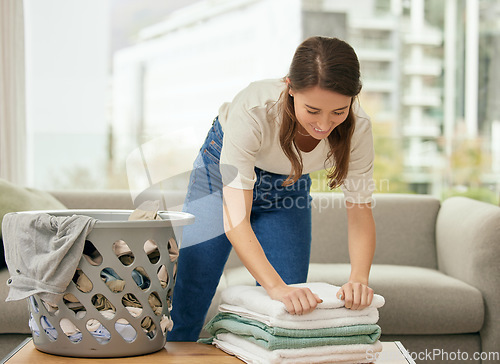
[218,79,374,203]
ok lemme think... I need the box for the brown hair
[279,36,362,188]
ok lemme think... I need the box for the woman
[169,36,376,341]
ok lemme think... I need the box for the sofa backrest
[310,193,440,269]
[50,190,135,210]
[50,190,187,211]
[52,190,441,270]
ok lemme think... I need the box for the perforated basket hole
[40,316,58,341]
[122,293,142,311]
[86,319,111,344]
[166,288,173,311]
[29,313,40,336]
[41,300,59,314]
[148,292,162,316]
[92,294,116,317]
[157,265,169,289]
[29,296,39,313]
[115,319,137,343]
[160,314,173,334]
[141,316,157,339]
[168,238,179,262]
[144,240,160,264]
[82,240,102,266]
[173,262,178,281]
[113,240,134,266]
[100,267,125,293]
[132,267,151,290]
[60,318,82,343]
[63,293,86,315]
[73,270,92,293]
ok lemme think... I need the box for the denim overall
[168,117,313,341]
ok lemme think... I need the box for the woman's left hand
[336,281,374,310]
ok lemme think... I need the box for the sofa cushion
[307,264,484,335]
[0,269,30,334]
[217,263,484,336]
[0,178,66,268]
[49,190,133,210]
[0,179,66,235]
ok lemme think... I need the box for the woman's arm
[222,185,322,314]
[337,201,376,310]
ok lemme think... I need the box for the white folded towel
[219,282,385,329]
[218,304,379,330]
[213,332,383,364]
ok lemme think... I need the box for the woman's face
[289,83,352,140]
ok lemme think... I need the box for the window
[24,0,500,205]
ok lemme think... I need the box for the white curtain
[0,0,26,184]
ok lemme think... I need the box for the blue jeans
[168,117,312,341]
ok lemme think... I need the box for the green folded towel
[201,312,381,350]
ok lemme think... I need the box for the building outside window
[23,0,500,205]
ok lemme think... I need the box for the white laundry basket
[25,209,194,358]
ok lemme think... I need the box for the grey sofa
[1,191,499,363]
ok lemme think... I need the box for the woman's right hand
[267,284,323,315]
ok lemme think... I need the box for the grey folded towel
[2,212,96,305]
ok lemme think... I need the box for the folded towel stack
[203,282,385,364]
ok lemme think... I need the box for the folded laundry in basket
[128,200,163,221]
[213,332,383,364]
[68,269,164,317]
[109,240,172,289]
[30,312,115,344]
[111,239,160,259]
[29,314,59,341]
[2,212,96,305]
[100,267,151,290]
[29,304,174,344]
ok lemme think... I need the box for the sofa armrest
[436,196,500,357]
